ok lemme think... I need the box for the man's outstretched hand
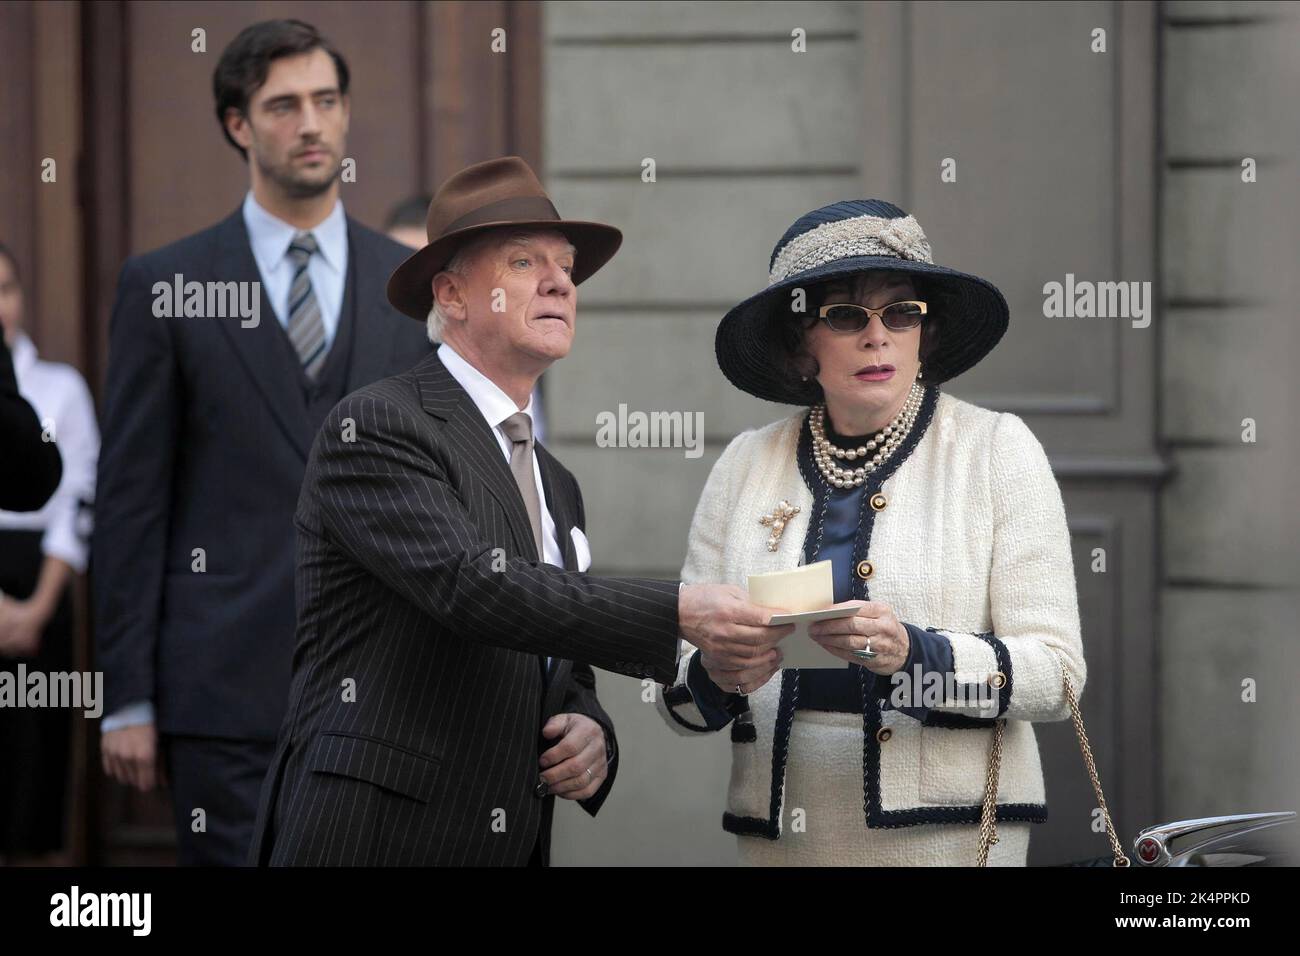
[678,583,790,694]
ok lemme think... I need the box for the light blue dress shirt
[241,191,349,349]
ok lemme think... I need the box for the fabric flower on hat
[876,215,933,263]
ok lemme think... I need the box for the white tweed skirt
[736,710,1031,867]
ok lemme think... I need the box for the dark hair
[766,270,948,404]
[0,242,21,285]
[213,19,351,160]
[384,195,433,232]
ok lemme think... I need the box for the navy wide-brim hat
[716,199,1009,405]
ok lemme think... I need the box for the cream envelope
[748,561,858,669]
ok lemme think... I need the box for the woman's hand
[0,596,47,658]
[807,601,910,675]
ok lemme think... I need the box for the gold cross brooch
[759,499,801,552]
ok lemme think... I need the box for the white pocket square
[570,526,592,572]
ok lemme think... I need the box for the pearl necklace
[810,381,925,489]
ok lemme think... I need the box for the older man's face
[450,229,577,370]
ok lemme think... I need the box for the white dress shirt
[0,333,99,573]
[242,191,348,348]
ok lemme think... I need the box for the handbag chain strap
[977,671,1130,867]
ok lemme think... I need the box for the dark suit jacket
[248,350,681,866]
[92,208,431,740]
[0,333,62,511]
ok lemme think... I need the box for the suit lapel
[416,353,579,705]
[343,219,395,394]
[210,209,313,461]
[536,444,576,711]
[414,350,539,561]
[536,445,578,572]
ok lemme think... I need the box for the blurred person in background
[0,333,61,513]
[93,19,429,865]
[0,242,99,866]
[382,194,432,251]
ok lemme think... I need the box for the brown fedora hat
[386,155,622,321]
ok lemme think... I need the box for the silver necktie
[500,411,545,560]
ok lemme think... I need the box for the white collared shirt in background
[0,333,99,573]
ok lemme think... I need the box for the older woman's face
[802,272,922,426]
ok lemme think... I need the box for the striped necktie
[286,232,328,380]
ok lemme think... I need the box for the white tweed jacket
[656,384,1086,840]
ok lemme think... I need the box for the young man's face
[227,48,350,198]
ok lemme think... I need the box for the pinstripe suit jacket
[248,348,681,865]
